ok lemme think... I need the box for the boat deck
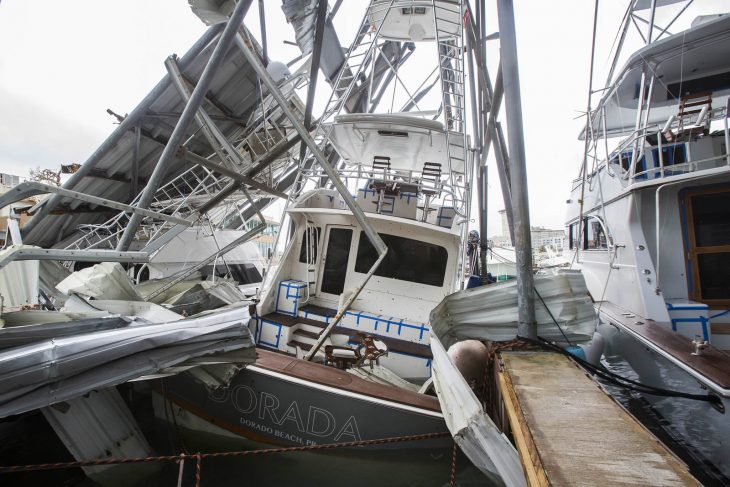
[498,351,700,486]
[254,348,441,412]
[259,310,433,359]
[598,301,730,393]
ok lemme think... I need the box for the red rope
[0,431,451,474]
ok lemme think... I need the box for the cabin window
[354,232,448,287]
[569,217,608,251]
[320,228,353,295]
[568,222,579,250]
[401,7,426,14]
[651,144,687,168]
[298,227,321,264]
[201,264,262,284]
[584,218,608,250]
[684,188,730,304]
[611,150,646,176]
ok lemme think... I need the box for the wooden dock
[497,351,701,486]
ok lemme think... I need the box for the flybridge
[581,14,730,186]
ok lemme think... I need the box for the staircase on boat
[253,279,434,380]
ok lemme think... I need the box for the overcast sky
[0,0,721,236]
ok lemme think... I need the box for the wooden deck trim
[255,348,441,412]
[598,301,730,391]
[498,366,550,487]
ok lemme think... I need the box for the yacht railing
[296,164,466,221]
[592,105,730,185]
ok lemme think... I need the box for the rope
[529,336,721,406]
[450,440,458,487]
[533,287,573,347]
[0,432,450,474]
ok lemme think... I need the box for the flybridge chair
[419,162,442,222]
[368,155,394,214]
[367,155,418,214]
[670,92,712,141]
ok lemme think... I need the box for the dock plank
[499,351,700,486]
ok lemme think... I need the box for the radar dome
[266,61,291,84]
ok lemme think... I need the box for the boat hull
[157,350,449,450]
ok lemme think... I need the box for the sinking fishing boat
[566,2,730,481]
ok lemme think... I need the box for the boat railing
[297,164,466,216]
[593,104,730,185]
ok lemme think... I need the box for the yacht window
[651,144,687,167]
[377,130,408,137]
[355,232,448,287]
[691,192,730,247]
[696,254,730,300]
[684,189,730,304]
[611,151,646,176]
[666,71,730,100]
[568,223,579,250]
[201,264,262,284]
[298,227,321,264]
[401,7,426,14]
[584,218,608,250]
[321,228,353,295]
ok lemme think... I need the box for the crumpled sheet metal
[61,295,183,324]
[0,316,131,349]
[431,270,597,348]
[430,334,527,487]
[0,306,253,418]
[281,0,345,81]
[56,262,141,301]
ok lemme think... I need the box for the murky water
[3,392,490,487]
[10,356,727,486]
[599,354,728,487]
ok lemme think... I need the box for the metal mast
[496,0,536,338]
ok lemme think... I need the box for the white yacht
[566,5,730,480]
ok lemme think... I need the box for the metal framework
[6,0,538,328]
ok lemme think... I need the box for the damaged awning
[0,306,254,418]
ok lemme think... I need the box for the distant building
[243,215,280,260]
[0,172,39,246]
[531,227,566,252]
[489,209,566,252]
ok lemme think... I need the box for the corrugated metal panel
[23,28,274,248]
[430,270,597,347]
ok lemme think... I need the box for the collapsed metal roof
[22,24,301,249]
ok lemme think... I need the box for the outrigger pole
[496,0,537,338]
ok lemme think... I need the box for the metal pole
[257,0,268,65]
[298,0,329,163]
[496,0,536,338]
[646,0,658,44]
[235,33,388,361]
[577,0,600,265]
[465,21,488,282]
[22,24,224,241]
[132,126,141,200]
[116,0,252,251]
